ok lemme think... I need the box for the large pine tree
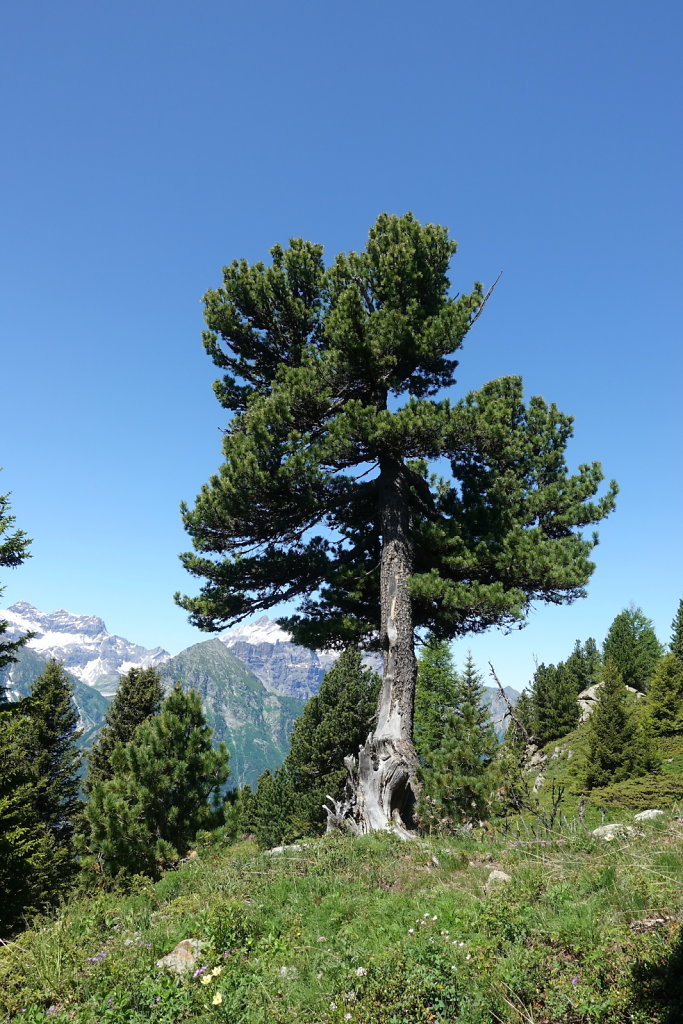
[85,666,164,793]
[177,212,617,834]
[24,660,82,880]
[84,684,229,878]
[603,607,663,693]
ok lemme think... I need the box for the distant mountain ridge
[1,602,519,781]
[1,601,170,694]
[220,616,339,700]
[158,639,304,788]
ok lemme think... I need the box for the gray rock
[633,809,664,822]
[156,938,205,974]
[578,683,644,722]
[485,869,512,891]
[533,772,546,793]
[591,824,638,841]
[266,843,305,856]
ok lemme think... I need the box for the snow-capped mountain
[220,615,340,700]
[1,601,170,695]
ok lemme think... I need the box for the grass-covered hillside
[2,816,682,1024]
[531,717,683,820]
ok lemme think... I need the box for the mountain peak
[221,615,291,647]
[1,601,170,693]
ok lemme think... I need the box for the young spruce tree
[645,654,683,736]
[584,659,657,790]
[603,607,663,693]
[420,653,497,828]
[282,647,380,835]
[0,711,59,936]
[85,666,164,793]
[669,598,683,664]
[24,660,82,880]
[85,683,229,878]
[413,638,459,767]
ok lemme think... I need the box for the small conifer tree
[420,653,497,827]
[85,666,164,793]
[414,638,459,766]
[84,683,229,878]
[645,654,683,735]
[280,647,380,836]
[0,484,33,702]
[24,660,82,879]
[250,768,298,850]
[584,659,658,790]
[530,662,580,744]
[0,711,60,936]
[670,599,683,664]
[603,607,663,693]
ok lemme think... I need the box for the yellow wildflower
[212,966,222,976]
[201,974,213,985]
[212,992,223,1005]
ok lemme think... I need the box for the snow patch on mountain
[2,602,170,694]
[221,615,291,646]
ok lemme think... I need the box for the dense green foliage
[528,638,601,745]
[177,213,617,654]
[85,666,163,793]
[670,598,683,663]
[246,649,380,847]
[0,710,60,936]
[282,648,380,831]
[83,684,229,878]
[420,654,498,826]
[645,654,683,736]
[413,638,459,764]
[23,660,82,880]
[0,484,32,697]
[603,606,663,692]
[584,660,658,790]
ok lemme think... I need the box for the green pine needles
[0,482,33,693]
[419,652,498,828]
[584,659,658,791]
[85,666,164,793]
[84,683,229,878]
[176,212,617,651]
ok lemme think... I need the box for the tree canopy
[177,213,616,649]
[603,607,663,693]
[177,212,617,833]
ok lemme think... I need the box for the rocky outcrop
[578,682,644,721]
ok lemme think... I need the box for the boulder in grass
[591,824,638,841]
[485,869,512,891]
[156,939,205,975]
[633,809,664,822]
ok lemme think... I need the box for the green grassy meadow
[2,813,682,1024]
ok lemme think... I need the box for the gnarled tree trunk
[326,460,419,837]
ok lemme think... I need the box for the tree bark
[338,459,419,837]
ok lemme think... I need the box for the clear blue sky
[2,0,682,690]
